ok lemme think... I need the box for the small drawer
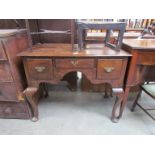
[26,59,53,80]
[0,41,7,60]
[97,59,124,80]
[0,62,13,82]
[55,58,95,69]
[0,82,18,101]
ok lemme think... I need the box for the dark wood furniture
[0,29,30,119]
[77,21,126,51]
[131,84,155,121]
[25,19,75,50]
[18,43,131,122]
[118,39,155,122]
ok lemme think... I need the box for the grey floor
[0,83,155,135]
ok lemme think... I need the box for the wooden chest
[0,29,30,119]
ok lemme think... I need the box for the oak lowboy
[18,44,131,122]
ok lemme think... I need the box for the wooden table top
[18,43,131,57]
[123,39,155,50]
[0,29,26,38]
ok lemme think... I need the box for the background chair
[131,84,155,121]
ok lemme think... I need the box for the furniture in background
[78,19,155,29]
[0,29,30,119]
[25,19,75,51]
[131,84,155,121]
[117,39,155,122]
[77,21,126,51]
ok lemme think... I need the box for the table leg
[111,88,124,123]
[24,87,39,122]
[119,87,130,118]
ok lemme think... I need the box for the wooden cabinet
[0,29,30,119]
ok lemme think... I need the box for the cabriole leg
[118,87,130,118]
[111,88,124,123]
[24,87,39,122]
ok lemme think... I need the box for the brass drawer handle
[70,60,78,66]
[35,66,46,72]
[104,67,115,73]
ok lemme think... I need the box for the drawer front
[0,82,18,101]
[97,59,124,80]
[26,59,53,81]
[0,41,7,60]
[138,52,155,65]
[55,58,95,69]
[0,62,13,82]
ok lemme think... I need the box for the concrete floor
[0,84,155,135]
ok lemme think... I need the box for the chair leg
[131,90,142,112]
[136,103,155,121]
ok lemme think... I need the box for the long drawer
[55,58,95,69]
